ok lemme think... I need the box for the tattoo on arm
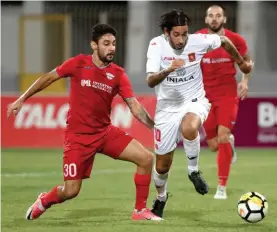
[220,36,244,64]
[124,97,155,129]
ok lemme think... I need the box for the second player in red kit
[8,24,163,221]
[197,5,254,199]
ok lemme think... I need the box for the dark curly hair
[91,24,117,42]
[159,9,190,32]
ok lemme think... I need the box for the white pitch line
[1,162,274,178]
[1,168,153,178]
[1,165,191,178]
[1,171,59,178]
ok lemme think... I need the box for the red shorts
[63,125,133,181]
[203,97,239,140]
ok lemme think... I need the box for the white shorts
[154,98,211,155]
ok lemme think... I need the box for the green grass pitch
[2,148,277,232]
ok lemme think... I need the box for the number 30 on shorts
[154,128,161,142]
[64,163,77,177]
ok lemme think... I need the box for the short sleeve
[205,34,222,50]
[235,34,248,56]
[146,38,162,73]
[118,72,134,99]
[56,57,76,78]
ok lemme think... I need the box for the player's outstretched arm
[124,97,155,129]
[146,59,185,88]
[7,70,61,118]
[19,70,61,101]
[220,36,253,74]
[220,36,244,63]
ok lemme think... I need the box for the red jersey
[197,28,248,101]
[56,54,134,134]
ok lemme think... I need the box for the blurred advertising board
[1,96,277,148]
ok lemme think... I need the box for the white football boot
[214,185,227,200]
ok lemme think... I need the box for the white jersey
[146,33,221,112]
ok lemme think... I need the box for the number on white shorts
[155,128,161,142]
[64,163,77,177]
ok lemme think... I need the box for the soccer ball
[237,192,268,223]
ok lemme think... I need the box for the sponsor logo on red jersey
[81,79,112,94]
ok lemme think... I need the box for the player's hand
[168,59,185,72]
[238,80,249,100]
[7,98,24,118]
[238,60,254,74]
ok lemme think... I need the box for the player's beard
[99,53,114,64]
[207,22,224,33]
[169,38,185,51]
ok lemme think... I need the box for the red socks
[134,173,151,211]
[217,143,232,186]
[41,174,151,211]
[41,186,64,209]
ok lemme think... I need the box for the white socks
[153,167,168,202]
[183,132,200,175]
[152,133,200,201]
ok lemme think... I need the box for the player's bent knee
[138,151,154,169]
[217,126,231,144]
[181,113,201,140]
[155,158,172,174]
[65,189,80,199]
[217,133,230,144]
[182,124,198,140]
[63,181,82,199]
[209,143,218,152]
[155,165,170,174]
[144,151,154,167]
[207,139,218,152]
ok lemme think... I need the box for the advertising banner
[2,96,277,148]
[1,96,156,148]
[234,98,277,147]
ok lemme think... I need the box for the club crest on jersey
[176,67,186,76]
[188,52,196,62]
[106,72,114,80]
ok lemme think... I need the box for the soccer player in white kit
[146,9,253,218]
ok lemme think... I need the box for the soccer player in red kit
[7,24,163,221]
[197,5,253,199]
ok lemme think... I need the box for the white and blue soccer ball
[237,192,268,223]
